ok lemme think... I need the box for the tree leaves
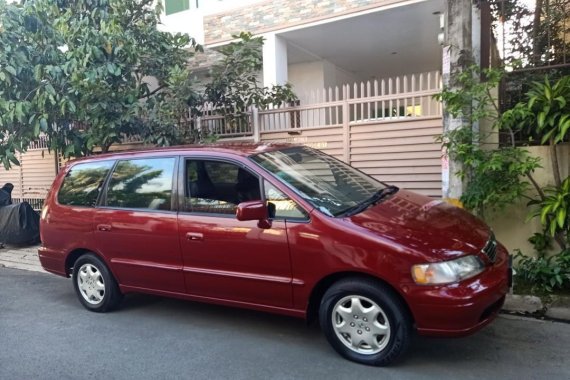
[536,177,570,240]
[528,76,570,145]
[0,0,200,165]
[203,32,298,120]
[5,65,16,76]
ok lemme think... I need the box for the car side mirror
[236,200,271,229]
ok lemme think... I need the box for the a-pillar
[262,33,288,87]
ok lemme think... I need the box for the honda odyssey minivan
[39,143,510,366]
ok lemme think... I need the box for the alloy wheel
[77,263,105,305]
[331,295,391,355]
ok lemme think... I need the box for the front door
[177,158,293,308]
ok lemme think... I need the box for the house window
[165,0,190,15]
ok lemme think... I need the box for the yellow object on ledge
[444,198,464,208]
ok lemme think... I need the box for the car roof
[63,142,295,165]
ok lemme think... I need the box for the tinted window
[58,161,114,207]
[184,160,261,215]
[204,161,239,184]
[106,158,175,211]
[264,180,308,221]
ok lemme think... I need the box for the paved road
[1,267,569,380]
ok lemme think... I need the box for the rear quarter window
[58,161,115,207]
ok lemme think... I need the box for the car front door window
[184,160,261,215]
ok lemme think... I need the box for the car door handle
[97,224,112,232]
[186,232,203,241]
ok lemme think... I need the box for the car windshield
[251,146,393,217]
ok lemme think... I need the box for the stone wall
[204,0,406,45]
[189,48,224,71]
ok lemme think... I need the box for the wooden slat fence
[0,136,57,210]
[1,71,444,204]
[258,71,443,197]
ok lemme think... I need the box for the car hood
[346,190,490,262]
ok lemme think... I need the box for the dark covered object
[0,202,40,244]
[0,183,13,206]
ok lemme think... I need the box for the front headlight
[411,255,484,285]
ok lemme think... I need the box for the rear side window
[105,157,175,211]
[58,161,115,207]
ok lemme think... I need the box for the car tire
[72,253,123,313]
[319,278,412,366]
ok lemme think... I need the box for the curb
[503,293,570,322]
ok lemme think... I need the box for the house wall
[158,0,266,44]
[203,0,412,45]
[488,144,570,256]
[288,61,325,102]
[288,59,358,103]
[323,60,358,88]
[158,8,205,42]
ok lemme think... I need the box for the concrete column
[441,0,477,204]
[262,33,288,87]
[471,4,482,137]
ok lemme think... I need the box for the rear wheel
[319,278,412,366]
[72,253,122,312]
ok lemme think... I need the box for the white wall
[288,59,359,103]
[159,9,204,43]
[158,0,265,43]
[323,60,357,89]
[288,61,325,103]
[333,65,358,87]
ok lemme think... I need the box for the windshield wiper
[336,186,399,217]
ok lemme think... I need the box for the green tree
[503,76,570,249]
[202,32,297,132]
[0,0,200,167]
[438,68,570,251]
[435,66,542,218]
[490,0,570,69]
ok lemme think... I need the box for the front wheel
[72,253,122,312]
[319,278,412,366]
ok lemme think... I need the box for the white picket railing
[199,102,255,137]
[190,71,442,135]
[258,71,442,132]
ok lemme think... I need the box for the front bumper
[406,247,511,337]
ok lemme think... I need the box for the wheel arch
[65,248,110,277]
[306,271,414,326]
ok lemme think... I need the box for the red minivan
[39,143,510,366]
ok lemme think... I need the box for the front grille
[482,232,498,263]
